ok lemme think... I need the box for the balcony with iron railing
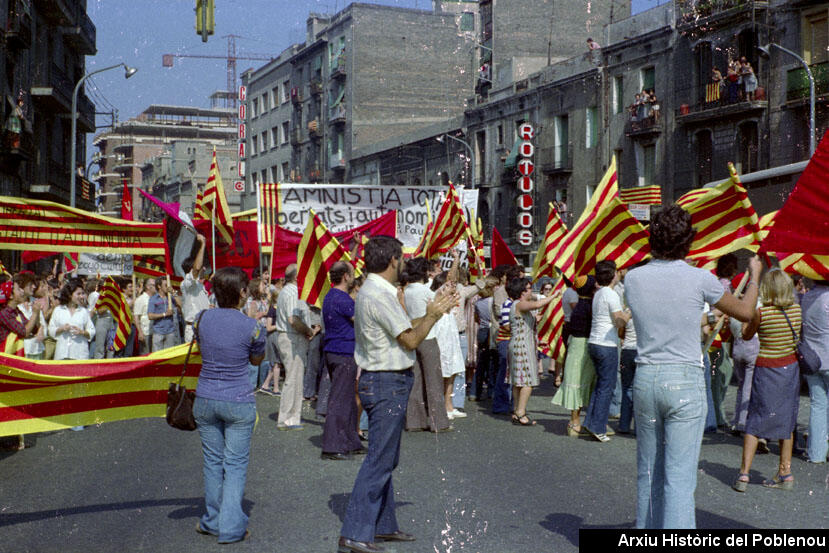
[675,79,767,124]
[291,86,303,105]
[787,61,829,103]
[625,109,664,137]
[33,0,73,25]
[675,0,768,32]
[77,91,95,133]
[31,62,73,112]
[329,103,346,125]
[0,129,34,171]
[331,54,346,78]
[539,144,573,173]
[5,0,33,50]
[61,7,96,55]
[310,79,323,96]
[329,151,345,170]
[308,119,322,139]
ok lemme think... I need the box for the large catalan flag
[677,163,762,270]
[132,255,182,288]
[297,210,354,308]
[0,196,164,255]
[549,158,650,280]
[202,148,234,244]
[0,344,200,437]
[421,183,470,259]
[618,185,662,206]
[532,202,568,281]
[94,277,133,350]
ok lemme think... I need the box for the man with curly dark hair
[624,204,762,529]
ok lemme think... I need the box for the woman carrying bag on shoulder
[192,267,266,544]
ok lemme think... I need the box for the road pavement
[1,377,827,553]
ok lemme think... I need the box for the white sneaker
[450,409,467,419]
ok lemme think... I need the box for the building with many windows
[0,0,96,209]
[92,104,237,220]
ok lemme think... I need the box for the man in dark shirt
[320,261,362,460]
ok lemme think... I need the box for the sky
[84,0,663,160]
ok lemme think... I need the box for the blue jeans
[805,372,829,463]
[619,348,637,432]
[453,333,467,409]
[492,341,512,414]
[341,370,413,543]
[584,344,619,435]
[633,364,706,529]
[702,346,717,432]
[193,397,256,543]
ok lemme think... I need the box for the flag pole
[256,181,263,276]
[211,197,217,274]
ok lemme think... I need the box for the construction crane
[162,34,276,109]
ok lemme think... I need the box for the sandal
[763,472,794,490]
[554,375,562,387]
[567,423,581,437]
[512,413,537,426]
[732,472,750,492]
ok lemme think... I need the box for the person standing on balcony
[4,97,25,149]
[740,57,758,101]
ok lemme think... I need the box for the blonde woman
[733,269,801,492]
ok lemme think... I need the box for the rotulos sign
[516,123,534,247]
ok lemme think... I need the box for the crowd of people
[2,207,829,544]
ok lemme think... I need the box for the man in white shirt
[583,260,630,442]
[275,263,318,429]
[133,278,155,354]
[180,233,210,343]
[338,236,455,553]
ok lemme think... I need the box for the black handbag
[779,308,822,375]
[166,311,205,431]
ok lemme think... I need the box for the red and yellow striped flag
[550,158,650,280]
[193,186,209,221]
[466,214,485,283]
[422,183,470,259]
[202,148,234,244]
[1,333,24,356]
[259,182,279,246]
[0,344,200,436]
[94,277,133,350]
[677,163,762,270]
[532,202,568,281]
[133,256,182,288]
[0,259,10,278]
[619,185,662,206]
[297,210,354,308]
[753,211,829,281]
[536,278,567,363]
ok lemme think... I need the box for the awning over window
[504,137,522,169]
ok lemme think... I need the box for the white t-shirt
[589,286,623,347]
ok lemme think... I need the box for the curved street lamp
[758,43,815,157]
[70,62,138,207]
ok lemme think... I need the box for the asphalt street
[1,376,827,553]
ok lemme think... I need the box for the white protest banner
[75,253,133,276]
[264,184,477,251]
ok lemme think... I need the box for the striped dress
[745,303,802,440]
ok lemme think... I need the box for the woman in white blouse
[48,279,95,360]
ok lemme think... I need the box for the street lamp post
[437,133,476,188]
[758,43,816,157]
[70,63,137,207]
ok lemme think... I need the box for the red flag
[762,129,829,256]
[120,180,133,221]
[491,227,518,268]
